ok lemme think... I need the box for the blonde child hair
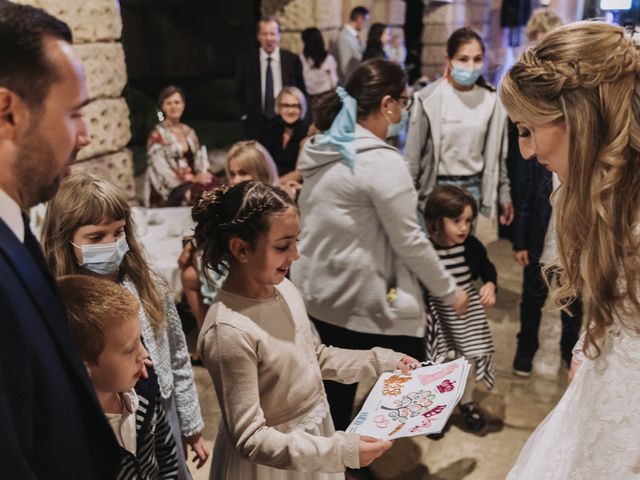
[500,21,640,356]
[41,172,166,332]
[225,140,280,186]
[525,8,563,42]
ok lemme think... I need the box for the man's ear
[0,88,28,141]
[229,237,249,263]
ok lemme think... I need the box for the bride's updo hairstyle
[500,21,640,356]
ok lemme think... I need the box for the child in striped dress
[423,185,497,433]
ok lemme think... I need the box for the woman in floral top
[147,85,217,206]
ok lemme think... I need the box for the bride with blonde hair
[500,21,640,478]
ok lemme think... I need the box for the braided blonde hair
[500,21,640,356]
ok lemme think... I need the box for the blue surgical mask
[450,63,483,86]
[72,235,129,275]
[386,109,409,139]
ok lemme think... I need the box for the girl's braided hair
[192,181,296,274]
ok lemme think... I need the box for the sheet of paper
[346,357,470,439]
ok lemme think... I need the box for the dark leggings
[311,317,426,432]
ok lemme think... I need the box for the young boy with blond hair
[58,275,179,479]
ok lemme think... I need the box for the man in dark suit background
[512,159,582,377]
[236,16,306,140]
[0,3,120,478]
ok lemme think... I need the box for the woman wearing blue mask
[405,27,514,226]
[41,172,209,480]
[290,58,469,432]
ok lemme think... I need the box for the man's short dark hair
[0,2,72,109]
[350,6,370,21]
[257,15,281,34]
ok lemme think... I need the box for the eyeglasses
[396,95,414,112]
[279,103,302,110]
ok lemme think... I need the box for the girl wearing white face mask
[405,27,514,227]
[41,172,209,479]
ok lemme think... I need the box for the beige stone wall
[265,0,406,54]
[14,0,135,203]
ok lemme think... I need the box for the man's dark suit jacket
[0,218,121,479]
[235,48,306,140]
[513,159,553,263]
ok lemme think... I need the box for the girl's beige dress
[198,278,403,480]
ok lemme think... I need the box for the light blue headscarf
[315,86,358,169]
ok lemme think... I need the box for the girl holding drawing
[193,181,420,479]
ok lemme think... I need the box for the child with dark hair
[362,23,390,61]
[58,274,179,480]
[423,184,498,433]
[193,181,422,479]
[301,27,338,98]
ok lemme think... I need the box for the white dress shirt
[260,47,283,109]
[0,187,24,242]
[539,173,561,264]
[345,24,362,50]
[105,390,139,455]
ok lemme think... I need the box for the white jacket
[404,79,511,217]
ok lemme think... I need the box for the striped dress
[425,240,496,389]
[115,366,179,480]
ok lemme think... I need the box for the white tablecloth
[132,207,194,296]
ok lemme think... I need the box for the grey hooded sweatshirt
[290,124,457,337]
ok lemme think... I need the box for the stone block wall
[14,0,135,203]
[265,0,406,55]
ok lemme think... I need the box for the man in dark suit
[236,16,306,140]
[512,158,582,377]
[0,3,121,478]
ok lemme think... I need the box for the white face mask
[386,110,409,139]
[71,236,129,275]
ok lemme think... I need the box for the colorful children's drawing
[423,405,446,418]
[381,390,436,423]
[382,374,412,396]
[347,358,470,439]
[409,418,432,433]
[373,415,389,429]
[388,422,405,436]
[417,362,459,386]
[436,379,456,393]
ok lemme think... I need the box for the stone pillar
[13,0,135,203]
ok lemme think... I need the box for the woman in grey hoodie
[290,59,469,431]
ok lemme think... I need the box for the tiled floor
[187,217,570,479]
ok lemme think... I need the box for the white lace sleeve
[571,331,586,363]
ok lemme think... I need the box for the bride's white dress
[507,321,640,479]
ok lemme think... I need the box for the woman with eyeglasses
[405,27,514,226]
[290,58,469,432]
[259,86,308,198]
[259,87,308,176]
